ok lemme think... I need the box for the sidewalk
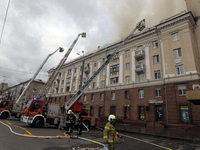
[99,121,200,142]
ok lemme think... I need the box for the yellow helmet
[68,109,72,114]
[108,114,116,121]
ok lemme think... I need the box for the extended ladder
[37,32,86,99]
[65,19,145,110]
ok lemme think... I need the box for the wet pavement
[99,121,200,143]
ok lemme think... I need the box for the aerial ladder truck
[20,32,86,127]
[20,19,145,128]
[0,47,64,119]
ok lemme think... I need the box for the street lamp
[77,51,85,89]
[16,47,64,103]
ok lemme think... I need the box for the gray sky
[0,0,186,87]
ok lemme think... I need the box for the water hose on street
[0,120,69,139]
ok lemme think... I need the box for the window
[93,82,96,89]
[155,87,161,97]
[173,48,182,58]
[74,68,76,73]
[73,77,76,82]
[180,106,190,122]
[102,69,105,76]
[66,86,70,92]
[125,63,130,70]
[68,69,72,75]
[139,74,144,82]
[90,106,94,116]
[178,85,186,96]
[172,32,179,42]
[91,94,94,101]
[152,41,158,49]
[100,93,104,101]
[125,50,130,57]
[139,106,145,120]
[125,91,130,99]
[110,64,119,73]
[110,106,116,115]
[67,77,71,83]
[99,106,103,118]
[111,92,115,100]
[176,65,184,75]
[59,97,61,103]
[94,62,97,67]
[125,76,130,84]
[153,55,159,64]
[110,77,118,84]
[84,95,87,101]
[154,70,161,79]
[139,89,144,99]
[101,80,105,88]
[124,106,130,119]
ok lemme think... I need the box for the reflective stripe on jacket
[103,122,117,143]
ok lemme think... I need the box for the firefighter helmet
[108,114,116,121]
[68,109,72,114]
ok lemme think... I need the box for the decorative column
[97,59,101,88]
[106,63,110,86]
[63,71,68,93]
[69,68,74,92]
[131,46,136,83]
[89,62,93,89]
[119,51,124,84]
[160,40,166,78]
[145,42,151,80]
[58,72,64,94]
[75,67,80,91]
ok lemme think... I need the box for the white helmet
[108,114,116,121]
[68,109,72,114]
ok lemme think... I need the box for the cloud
[0,0,186,87]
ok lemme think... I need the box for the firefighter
[77,113,83,135]
[65,109,75,135]
[103,114,121,150]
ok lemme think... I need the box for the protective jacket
[103,122,118,143]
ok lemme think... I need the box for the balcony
[135,49,145,61]
[135,64,145,74]
[84,66,90,74]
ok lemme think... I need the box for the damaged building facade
[47,0,200,127]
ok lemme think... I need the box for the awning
[186,90,200,105]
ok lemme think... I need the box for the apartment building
[0,79,45,104]
[47,0,200,127]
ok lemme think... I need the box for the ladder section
[37,32,86,99]
[65,19,145,110]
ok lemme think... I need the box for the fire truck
[0,99,11,119]
[0,99,24,119]
[20,19,146,128]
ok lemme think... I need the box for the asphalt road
[0,119,200,150]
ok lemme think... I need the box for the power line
[0,0,11,45]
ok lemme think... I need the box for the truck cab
[0,99,11,119]
[21,99,45,127]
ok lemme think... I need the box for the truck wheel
[33,118,43,128]
[1,112,9,119]
[83,120,90,129]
